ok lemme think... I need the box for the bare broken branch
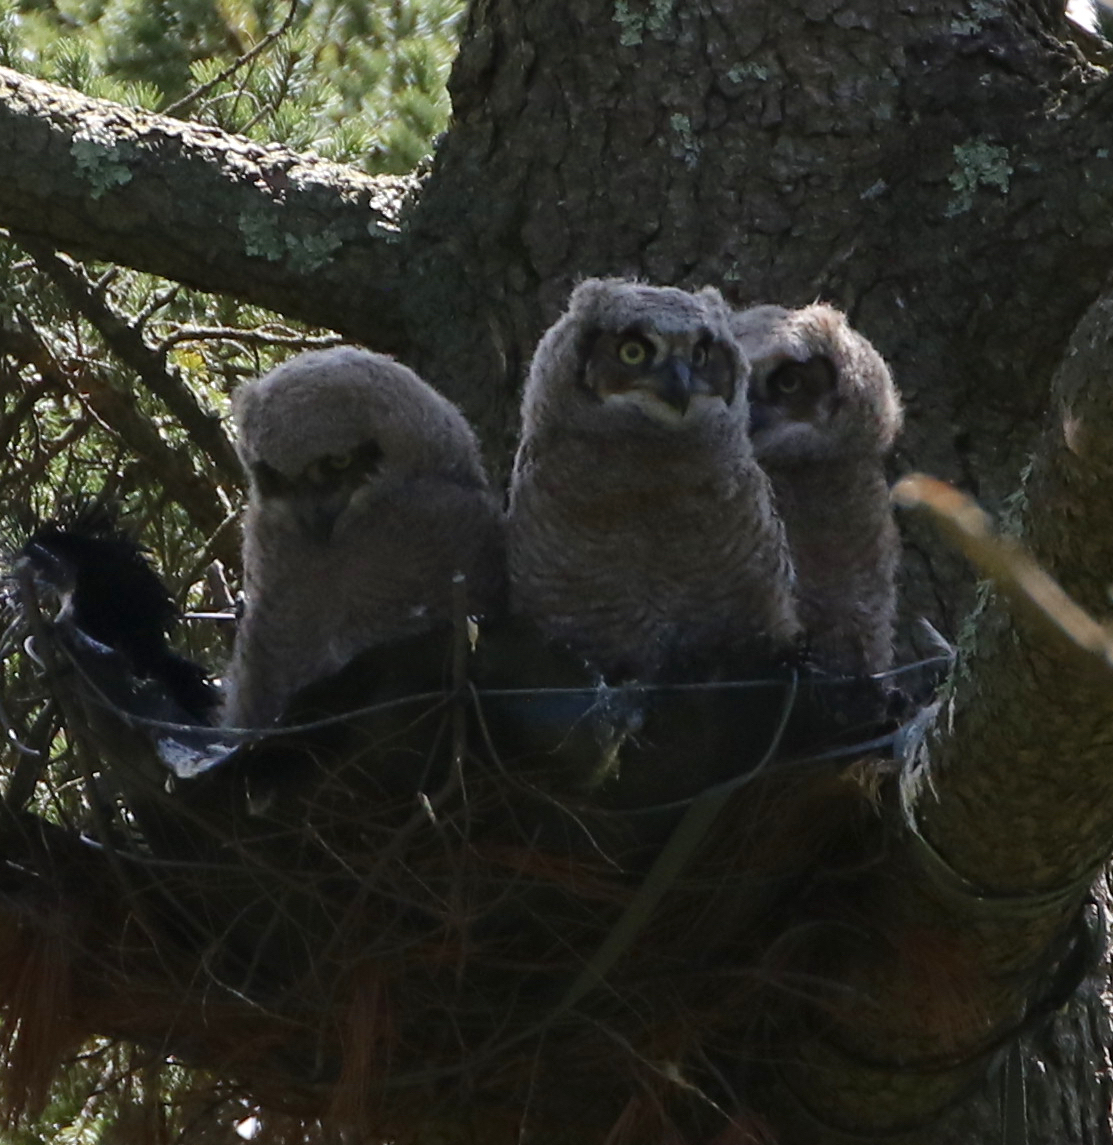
[893,473,1113,676]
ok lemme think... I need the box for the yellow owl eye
[325,452,353,471]
[618,339,648,367]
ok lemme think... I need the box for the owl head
[732,304,903,464]
[520,278,750,443]
[233,347,488,542]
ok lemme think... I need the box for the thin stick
[162,0,300,118]
[893,473,1113,674]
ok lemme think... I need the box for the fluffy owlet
[507,278,800,682]
[731,304,904,677]
[223,347,505,728]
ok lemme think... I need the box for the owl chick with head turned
[507,278,800,683]
[223,347,505,728]
[732,303,903,677]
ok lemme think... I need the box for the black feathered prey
[19,507,219,723]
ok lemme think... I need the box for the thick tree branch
[0,68,415,353]
[769,293,1113,1139]
[920,293,1113,898]
[5,11,1113,456]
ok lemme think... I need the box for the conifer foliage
[0,7,462,1139]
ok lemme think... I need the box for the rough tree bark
[4,0,1113,1142]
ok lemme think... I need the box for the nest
[0,568,944,1144]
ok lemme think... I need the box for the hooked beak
[652,356,694,415]
[295,488,352,544]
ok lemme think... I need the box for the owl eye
[618,339,649,367]
[692,342,709,368]
[769,364,804,397]
[766,356,837,401]
[304,452,355,483]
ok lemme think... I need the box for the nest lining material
[0,578,935,1143]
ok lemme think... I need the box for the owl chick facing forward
[224,347,505,728]
[732,303,903,677]
[508,278,800,683]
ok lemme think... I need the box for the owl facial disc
[585,326,736,422]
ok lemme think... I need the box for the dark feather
[20,507,219,724]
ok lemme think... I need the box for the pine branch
[0,316,238,567]
[161,0,299,119]
[18,239,244,488]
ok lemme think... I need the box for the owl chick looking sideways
[223,347,505,728]
[732,304,903,677]
[507,278,800,683]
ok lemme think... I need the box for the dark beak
[654,356,694,415]
[296,488,351,544]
